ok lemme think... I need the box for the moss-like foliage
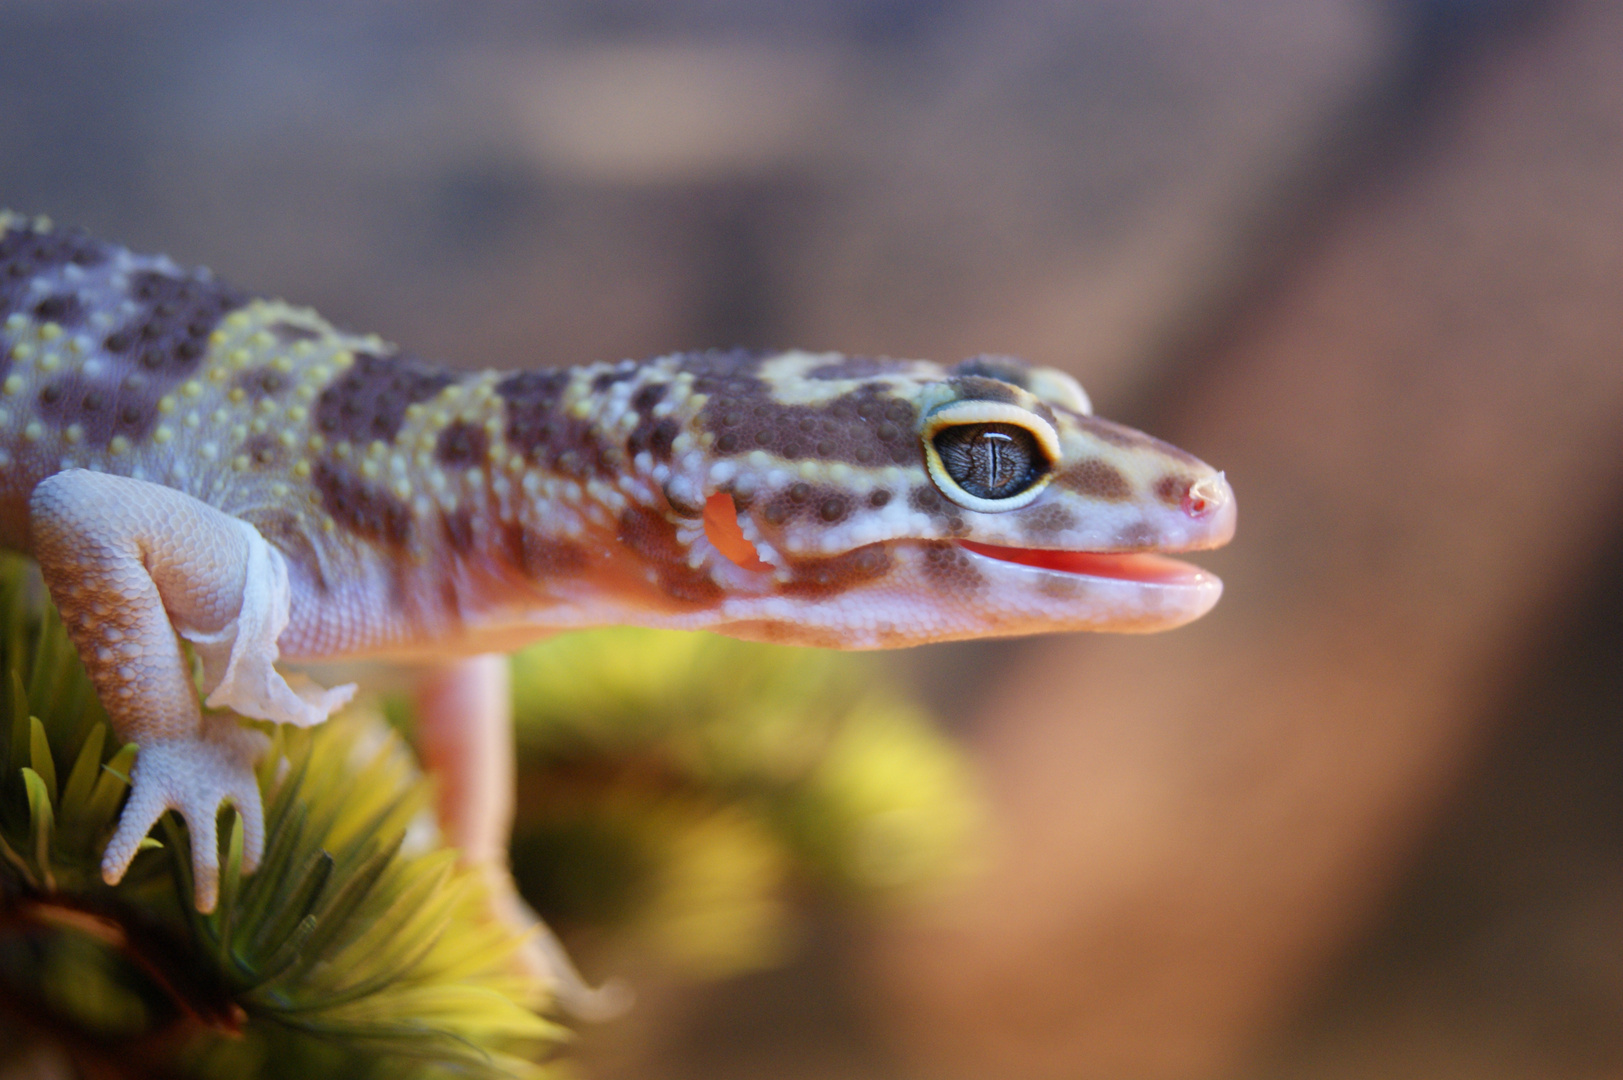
[0,557,561,1079]
[501,628,981,977]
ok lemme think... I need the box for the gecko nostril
[1183,473,1229,518]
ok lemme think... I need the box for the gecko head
[646,351,1234,649]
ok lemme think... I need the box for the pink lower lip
[957,540,1210,584]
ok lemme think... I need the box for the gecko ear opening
[704,494,772,572]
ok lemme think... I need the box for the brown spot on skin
[316,351,456,444]
[952,355,1031,389]
[868,489,891,508]
[591,367,636,391]
[687,349,921,468]
[498,369,619,477]
[270,321,322,343]
[37,374,160,448]
[1154,473,1196,508]
[1038,574,1082,600]
[920,541,985,591]
[0,225,108,333]
[1115,521,1158,549]
[24,264,248,446]
[1058,458,1132,501]
[314,461,413,546]
[627,417,679,463]
[436,420,488,468]
[32,293,84,327]
[1021,501,1077,534]
[632,382,667,411]
[782,544,893,597]
[949,375,1021,405]
[618,506,722,603]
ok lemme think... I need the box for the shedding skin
[0,212,1235,1011]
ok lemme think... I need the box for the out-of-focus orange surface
[3,2,1621,1078]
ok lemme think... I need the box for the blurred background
[3,0,1623,1077]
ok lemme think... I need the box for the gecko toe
[99,721,270,911]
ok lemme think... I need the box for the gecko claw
[102,720,270,913]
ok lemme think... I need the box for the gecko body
[0,211,1234,1005]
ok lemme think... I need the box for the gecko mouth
[956,540,1214,586]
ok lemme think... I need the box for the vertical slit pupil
[933,422,1044,500]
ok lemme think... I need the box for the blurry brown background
[4,1,1622,1077]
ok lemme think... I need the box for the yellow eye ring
[920,400,1060,512]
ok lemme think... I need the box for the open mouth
[956,540,1213,586]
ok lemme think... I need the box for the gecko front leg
[28,469,354,911]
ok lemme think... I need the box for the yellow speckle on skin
[184,411,201,428]
[278,430,297,448]
[228,387,246,404]
[250,331,274,350]
[233,455,250,471]
[2,375,22,396]
[200,443,219,461]
[38,323,61,341]
[208,365,228,383]
[392,478,412,499]
[37,352,60,372]
[154,426,173,444]
[3,314,25,333]
[250,418,267,435]
[308,434,326,452]
[332,350,354,369]
[288,404,307,422]
[64,424,83,444]
[9,343,32,362]
[292,460,312,478]
[182,380,203,398]
[109,435,130,455]
[270,481,290,497]
[22,421,42,442]
[360,460,380,480]
[230,424,248,442]
[256,398,277,415]
[157,396,176,414]
[229,349,250,367]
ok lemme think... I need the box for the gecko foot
[102,718,270,913]
[485,868,633,1020]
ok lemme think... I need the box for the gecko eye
[932,423,1044,500]
[921,399,1061,512]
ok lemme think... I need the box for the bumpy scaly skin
[0,211,1233,1002]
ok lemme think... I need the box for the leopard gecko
[0,211,1234,1010]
